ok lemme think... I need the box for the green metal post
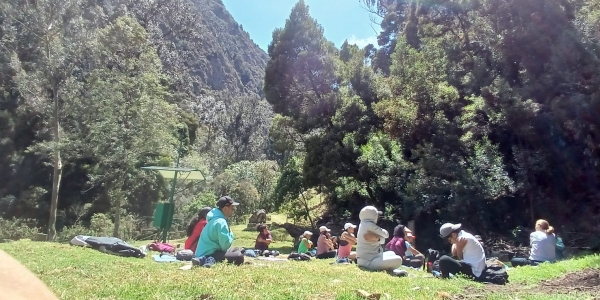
[161,134,184,243]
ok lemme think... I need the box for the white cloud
[346,35,377,48]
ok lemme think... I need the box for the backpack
[148,241,175,253]
[425,249,442,272]
[479,259,509,285]
[287,252,311,261]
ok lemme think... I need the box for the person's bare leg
[349,252,357,261]
[0,250,58,300]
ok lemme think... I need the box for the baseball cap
[216,196,239,209]
[440,223,461,238]
[344,223,357,230]
[303,231,313,237]
[319,226,331,232]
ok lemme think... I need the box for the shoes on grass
[191,256,216,268]
[390,269,409,277]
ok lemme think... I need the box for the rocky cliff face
[118,0,268,100]
[191,0,268,97]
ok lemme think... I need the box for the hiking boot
[191,256,205,267]
[390,269,408,277]
[202,256,216,268]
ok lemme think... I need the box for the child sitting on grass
[255,224,273,251]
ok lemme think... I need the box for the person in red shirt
[184,207,212,252]
[254,224,273,251]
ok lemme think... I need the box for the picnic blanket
[152,254,178,263]
[255,257,288,262]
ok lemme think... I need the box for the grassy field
[1,218,599,300]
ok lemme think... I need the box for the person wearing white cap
[316,226,337,259]
[338,223,358,261]
[297,231,314,254]
[438,223,486,280]
[356,206,406,276]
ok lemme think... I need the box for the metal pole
[162,133,184,243]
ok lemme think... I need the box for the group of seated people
[184,196,560,280]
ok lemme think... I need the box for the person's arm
[408,247,421,256]
[216,219,234,250]
[342,232,357,244]
[257,233,273,244]
[454,237,467,260]
[302,238,312,249]
[362,222,389,239]
[0,250,58,300]
[325,238,334,250]
[363,231,380,242]
[371,226,389,239]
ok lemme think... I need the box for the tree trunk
[112,189,122,238]
[113,199,121,238]
[529,193,535,225]
[299,192,315,229]
[47,84,62,241]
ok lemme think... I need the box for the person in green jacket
[193,196,244,267]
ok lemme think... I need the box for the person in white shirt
[438,223,486,280]
[511,219,557,267]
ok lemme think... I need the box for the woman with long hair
[511,219,557,267]
[184,207,212,252]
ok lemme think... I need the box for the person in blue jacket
[193,196,244,267]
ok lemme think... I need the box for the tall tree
[74,16,177,237]
[3,0,88,240]
[264,0,339,133]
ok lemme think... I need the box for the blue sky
[221,0,382,52]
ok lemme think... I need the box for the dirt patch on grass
[539,268,600,293]
[458,269,600,299]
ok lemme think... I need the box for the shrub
[89,213,114,237]
[56,223,91,243]
[0,218,39,241]
[270,227,294,243]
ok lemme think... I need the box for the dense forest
[1,0,600,249]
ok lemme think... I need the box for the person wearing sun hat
[316,226,337,259]
[297,231,314,254]
[193,196,244,267]
[338,222,358,261]
[438,223,486,280]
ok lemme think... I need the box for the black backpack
[479,260,509,285]
[287,252,311,261]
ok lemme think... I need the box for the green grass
[1,218,599,299]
